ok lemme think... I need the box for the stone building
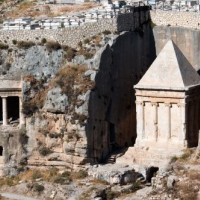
[117,40,200,167]
[0,79,24,176]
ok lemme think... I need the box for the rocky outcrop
[86,24,156,163]
[43,87,68,113]
[0,45,63,80]
[88,164,137,185]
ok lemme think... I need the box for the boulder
[88,164,137,185]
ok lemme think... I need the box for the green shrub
[61,22,65,28]
[39,146,53,156]
[53,175,71,184]
[83,38,90,44]
[76,170,88,179]
[12,40,17,45]
[41,38,47,44]
[0,43,8,49]
[78,41,82,47]
[170,156,178,163]
[102,30,111,35]
[132,181,141,191]
[22,102,37,117]
[180,153,190,160]
[84,52,93,59]
[4,177,15,186]
[46,41,61,51]
[32,170,42,180]
[65,48,76,61]
[19,126,29,145]
[62,45,70,51]
[48,167,59,176]
[8,48,13,53]
[150,20,157,29]
[17,41,35,49]
[32,183,44,193]
[106,190,119,200]
[62,171,71,178]
[5,62,11,70]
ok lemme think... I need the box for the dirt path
[0,193,38,200]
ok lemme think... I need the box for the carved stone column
[19,97,25,127]
[152,102,158,141]
[179,102,186,142]
[165,103,171,140]
[2,97,8,126]
[136,100,145,141]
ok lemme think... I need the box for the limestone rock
[75,90,90,116]
[88,164,137,185]
[167,175,177,188]
[44,87,68,113]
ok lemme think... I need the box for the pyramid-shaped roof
[135,40,200,91]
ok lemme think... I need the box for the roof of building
[134,40,200,91]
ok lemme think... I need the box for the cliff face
[86,24,156,162]
[153,26,200,72]
[0,45,63,80]
[0,22,156,172]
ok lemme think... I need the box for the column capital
[1,96,7,98]
[135,101,144,106]
[151,102,158,106]
[164,103,172,108]
[177,103,186,108]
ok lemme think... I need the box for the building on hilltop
[117,40,200,167]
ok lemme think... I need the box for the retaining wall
[0,7,150,47]
[151,10,200,30]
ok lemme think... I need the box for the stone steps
[106,155,116,164]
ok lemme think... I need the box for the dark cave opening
[146,167,159,183]
[7,96,19,122]
[0,98,2,121]
[0,146,3,156]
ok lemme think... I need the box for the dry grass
[59,2,97,13]
[0,168,89,187]
[92,35,102,45]
[22,75,47,116]
[23,74,37,84]
[91,178,109,185]
[51,64,94,104]
[5,1,37,18]
[178,181,198,200]
[188,170,200,181]
[17,168,66,182]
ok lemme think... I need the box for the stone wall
[0,9,150,48]
[151,10,200,30]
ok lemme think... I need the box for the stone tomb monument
[0,79,24,176]
[117,40,200,167]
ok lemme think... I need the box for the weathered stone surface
[86,24,156,163]
[167,175,177,188]
[44,87,68,113]
[75,90,90,116]
[88,164,137,185]
[153,26,200,72]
